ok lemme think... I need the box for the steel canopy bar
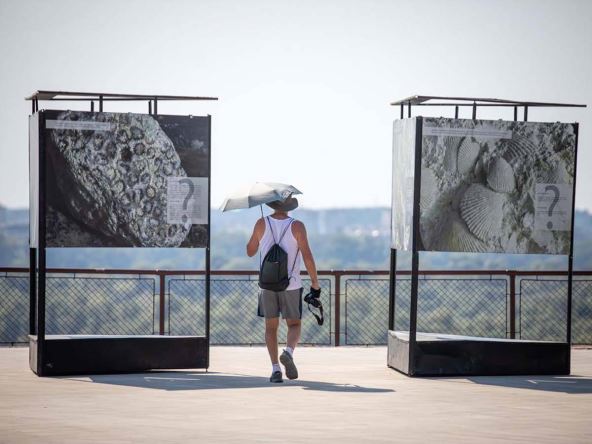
[26,90,218,102]
[396,103,587,107]
[390,95,586,108]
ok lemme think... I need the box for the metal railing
[1,268,591,345]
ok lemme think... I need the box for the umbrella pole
[260,204,264,219]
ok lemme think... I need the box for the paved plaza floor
[1,346,591,443]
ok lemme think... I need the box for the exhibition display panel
[388,95,585,376]
[27,91,217,376]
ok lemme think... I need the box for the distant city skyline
[1,0,591,211]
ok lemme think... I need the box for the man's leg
[265,317,280,365]
[279,288,303,353]
[280,318,301,380]
[259,290,283,382]
[277,288,302,380]
[286,319,301,351]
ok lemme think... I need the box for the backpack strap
[259,217,272,268]
[263,217,300,282]
[288,247,299,282]
[277,217,294,244]
[266,216,294,243]
[284,218,299,282]
[261,217,293,267]
[266,216,277,243]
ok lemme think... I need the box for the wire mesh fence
[1,268,591,345]
[45,275,156,335]
[519,278,592,344]
[573,280,592,344]
[0,273,29,343]
[344,276,507,345]
[0,272,157,343]
[168,276,332,345]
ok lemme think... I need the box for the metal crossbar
[1,268,591,345]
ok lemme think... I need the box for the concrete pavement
[1,346,591,443]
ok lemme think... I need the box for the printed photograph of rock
[418,117,576,254]
[41,110,210,247]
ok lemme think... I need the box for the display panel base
[29,335,208,376]
[387,330,569,376]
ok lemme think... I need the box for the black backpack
[259,217,298,291]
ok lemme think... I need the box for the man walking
[246,196,321,383]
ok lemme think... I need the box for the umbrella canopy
[220,182,302,212]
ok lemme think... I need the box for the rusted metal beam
[334,272,342,346]
[509,271,516,339]
[159,273,165,335]
[2,267,590,276]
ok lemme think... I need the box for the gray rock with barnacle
[45,111,202,247]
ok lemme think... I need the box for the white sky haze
[1,0,591,210]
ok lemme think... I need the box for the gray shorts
[257,288,303,320]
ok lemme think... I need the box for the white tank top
[259,216,302,290]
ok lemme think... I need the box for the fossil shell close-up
[456,138,481,175]
[420,167,437,212]
[459,184,505,242]
[443,136,460,172]
[486,157,515,193]
[501,136,537,167]
[430,217,488,253]
[538,161,569,184]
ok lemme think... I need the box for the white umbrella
[219,182,302,212]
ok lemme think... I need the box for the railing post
[509,271,516,339]
[29,248,37,335]
[334,272,341,346]
[159,273,165,335]
[388,249,396,331]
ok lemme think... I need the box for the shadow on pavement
[63,371,394,393]
[433,375,592,394]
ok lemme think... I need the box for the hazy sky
[1,0,591,210]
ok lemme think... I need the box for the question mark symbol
[544,185,560,230]
[179,178,195,224]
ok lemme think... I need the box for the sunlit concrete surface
[0,346,591,443]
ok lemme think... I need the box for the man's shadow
[63,371,394,393]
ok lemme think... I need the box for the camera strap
[304,289,324,326]
[306,302,324,326]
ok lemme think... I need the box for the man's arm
[246,218,265,257]
[292,221,320,290]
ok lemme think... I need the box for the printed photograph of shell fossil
[391,118,416,251]
[419,117,576,255]
[43,110,210,247]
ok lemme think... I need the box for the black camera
[304,287,323,325]
[304,287,321,305]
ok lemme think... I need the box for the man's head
[266,196,299,212]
